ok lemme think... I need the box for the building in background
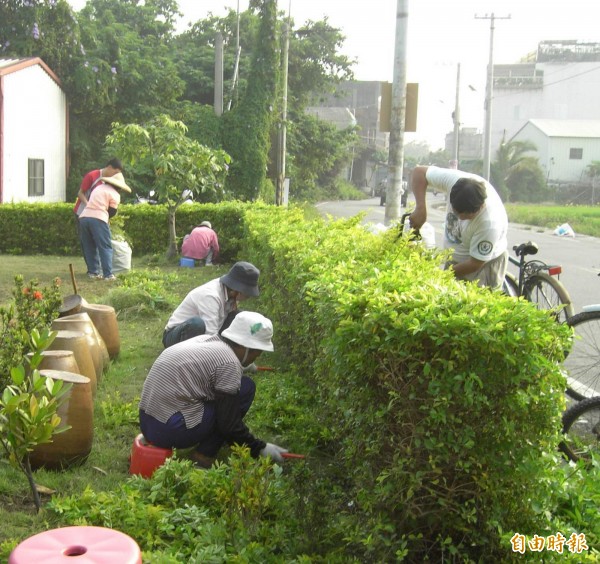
[491,40,600,159]
[444,127,483,165]
[510,119,600,202]
[0,57,68,204]
[310,81,390,193]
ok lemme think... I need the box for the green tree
[105,114,231,258]
[492,139,548,202]
[171,10,259,107]
[286,112,358,200]
[0,1,80,77]
[0,329,71,512]
[69,0,184,191]
[221,0,279,201]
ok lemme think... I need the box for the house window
[569,148,583,160]
[28,159,45,196]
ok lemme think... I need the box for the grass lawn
[0,255,235,545]
[506,204,600,238]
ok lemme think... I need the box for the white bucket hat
[221,311,274,352]
[199,221,212,229]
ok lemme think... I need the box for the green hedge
[242,207,574,561]
[0,202,251,261]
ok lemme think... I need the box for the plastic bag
[401,220,436,248]
[112,239,132,273]
[419,222,436,249]
[553,223,575,237]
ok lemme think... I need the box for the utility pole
[276,18,290,206]
[214,32,224,116]
[451,63,460,169]
[475,13,510,181]
[385,0,408,225]
[227,1,241,111]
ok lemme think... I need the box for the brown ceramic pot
[28,350,80,374]
[52,312,109,376]
[81,303,120,359]
[47,330,97,397]
[29,369,94,470]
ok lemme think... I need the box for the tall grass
[506,204,600,237]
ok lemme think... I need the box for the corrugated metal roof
[0,57,62,87]
[0,57,28,70]
[529,118,600,138]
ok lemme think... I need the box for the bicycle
[502,241,574,323]
[560,275,600,401]
[560,395,600,462]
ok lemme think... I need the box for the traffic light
[379,82,418,132]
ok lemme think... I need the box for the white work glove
[243,362,257,373]
[260,443,288,463]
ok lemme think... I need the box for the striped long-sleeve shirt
[139,334,265,454]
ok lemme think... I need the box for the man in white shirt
[162,261,260,347]
[409,166,508,289]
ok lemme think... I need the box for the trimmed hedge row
[0,202,251,261]
[242,207,573,561]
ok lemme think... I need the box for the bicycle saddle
[513,241,538,257]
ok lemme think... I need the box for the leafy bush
[0,276,62,390]
[0,202,249,259]
[48,448,307,562]
[242,207,576,560]
[0,328,72,512]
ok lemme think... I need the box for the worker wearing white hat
[140,311,288,468]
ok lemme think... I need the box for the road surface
[316,195,600,314]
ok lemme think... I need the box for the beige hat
[100,172,131,193]
[199,221,212,229]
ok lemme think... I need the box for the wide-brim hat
[220,261,260,297]
[199,221,212,228]
[100,172,131,193]
[221,311,274,351]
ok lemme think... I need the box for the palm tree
[492,136,547,202]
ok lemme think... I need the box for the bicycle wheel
[502,272,518,297]
[563,310,600,400]
[523,272,574,323]
[560,396,600,462]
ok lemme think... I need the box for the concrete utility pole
[385,0,409,225]
[227,1,241,111]
[276,21,290,206]
[451,63,460,169]
[214,32,224,116]
[475,13,510,180]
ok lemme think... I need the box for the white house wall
[492,62,600,155]
[547,138,600,182]
[511,123,550,174]
[3,64,66,202]
[513,123,600,182]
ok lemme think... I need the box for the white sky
[68,0,600,149]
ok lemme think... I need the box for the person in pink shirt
[79,172,131,281]
[181,221,220,266]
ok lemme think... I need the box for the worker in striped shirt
[139,311,287,468]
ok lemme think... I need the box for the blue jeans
[139,376,256,457]
[162,316,206,348]
[79,217,113,277]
